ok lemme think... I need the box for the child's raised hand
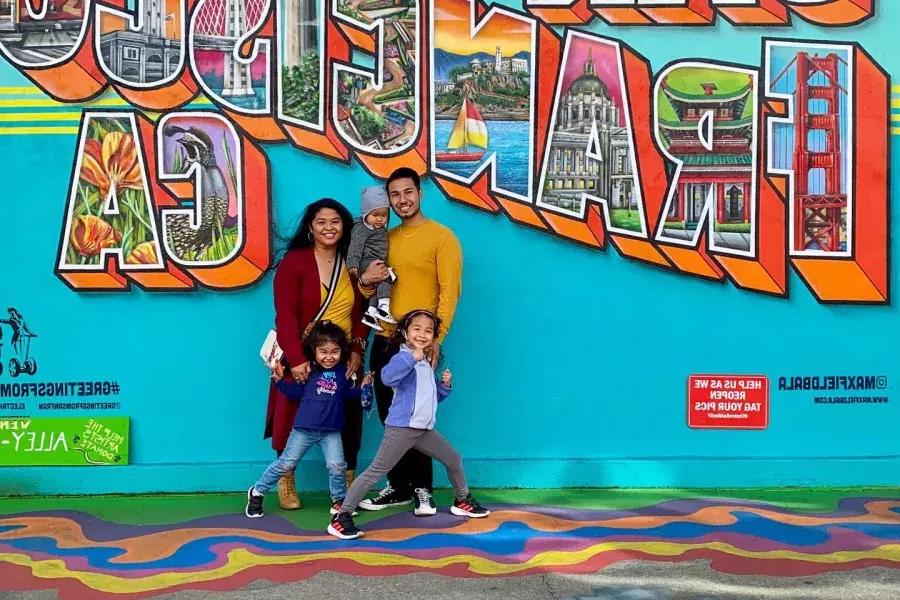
[411,347,426,362]
[361,371,374,387]
[441,369,452,386]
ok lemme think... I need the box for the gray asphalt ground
[3,561,898,600]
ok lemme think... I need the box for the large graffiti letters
[534,31,668,268]
[430,0,537,210]
[0,0,885,302]
[764,40,888,303]
[332,0,425,177]
[56,111,271,290]
[524,0,873,26]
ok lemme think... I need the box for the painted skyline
[433,0,531,57]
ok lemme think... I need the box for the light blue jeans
[254,428,347,500]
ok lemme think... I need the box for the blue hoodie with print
[381,346,452,430]
[276,364,364,431]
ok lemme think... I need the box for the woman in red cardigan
[267,198,389,510]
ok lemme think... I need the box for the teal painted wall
[0,0,898,493]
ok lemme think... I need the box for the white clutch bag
[260,329,283,369]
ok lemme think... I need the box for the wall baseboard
[3,456,899,495]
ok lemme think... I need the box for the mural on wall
[654,64,759,256]
[278,0,322,126]
[159,113,243,264]
[0,0,87,66]
[767,42,851,256]
[536,32,646,236]
[0,0,888,302]
[0,308,37,378]
[96,0,186,87]
[332,0,420,153]
[190,0,272,113]
[431,0,534,199]
[60,114,164,271]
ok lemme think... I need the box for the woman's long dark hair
[284,198,354,258]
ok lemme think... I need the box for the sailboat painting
[431,0,534,198]
[435,95,488,162]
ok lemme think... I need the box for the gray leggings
[341,426,468,513]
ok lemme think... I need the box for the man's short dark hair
[385,167,421,193]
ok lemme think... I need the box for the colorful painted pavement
[0,489,898,598]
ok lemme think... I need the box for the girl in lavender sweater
[327,309,489,540]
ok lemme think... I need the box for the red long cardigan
[264,247,369,451]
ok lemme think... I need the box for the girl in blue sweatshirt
[328,309,489,540]
[245,321,372,518]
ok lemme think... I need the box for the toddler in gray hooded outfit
[347,186,396,330]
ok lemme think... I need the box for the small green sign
[0,417,129,466]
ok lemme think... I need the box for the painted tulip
[70,215,121,257]
[79,131,144,203]
[126,241,158,265]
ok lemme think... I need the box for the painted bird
[163,125,231,259]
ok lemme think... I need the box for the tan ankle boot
[345,469,355,489]
[277,470,301,510]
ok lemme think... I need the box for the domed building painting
[538,33,641,233]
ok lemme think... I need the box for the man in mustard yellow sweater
[356,167,462,516]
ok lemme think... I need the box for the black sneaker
[361,312,383,331]
[451,494,490,518]
[330,500,359,517]
[358,485,413,511]
[245,487,264,518]
[413,487,437,516]
[327,511,363,540]
[373,307,396,324]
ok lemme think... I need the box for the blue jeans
[254,428,347,500]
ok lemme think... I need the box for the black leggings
[370,335,434,494]
[341,396,363,471]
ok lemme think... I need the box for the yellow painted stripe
[0,97,213,108]
[0,86,49,94]
[0,112,82,121]
[892,127,900,136]
[892,99,900,109]
[892,85,900,94]
[0,126,79,134]
[0,98,127,108]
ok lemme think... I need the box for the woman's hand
[347,351,362,379]
[359,260,390,286]
[291,362,311,382]
[271,361,285,380]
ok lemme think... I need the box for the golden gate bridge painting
[768,43,850,254]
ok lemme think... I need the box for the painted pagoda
[658,78,754,230]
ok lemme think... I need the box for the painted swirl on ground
[1,497,898,599]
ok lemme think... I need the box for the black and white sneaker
[358,485,413,511]
[330,500,359,517]
[413,487,437,516]
[245,487,264,518]
[327,511,363,540]
[451,494,490,518]
[373,307,396,324]
[361,311,383,331]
